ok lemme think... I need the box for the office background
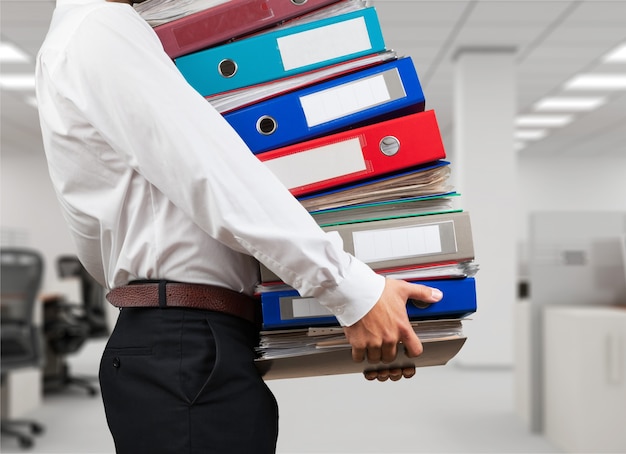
[1,0,626,453]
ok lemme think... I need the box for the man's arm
[344,278,443,381]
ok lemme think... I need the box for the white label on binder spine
[290,298,332,319]
[352,224,443,263]
[262,138,366,189]
[299,73,391,127]
[277,17,372,71]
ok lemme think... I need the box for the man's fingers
[362,367,416,381]
[402,329,423,358]
[364,370,378,381]
[366,349,381,363]
[376,369,390,382]
[351,344,366,363]
[388,368,403,381]
[363,339,402,363]
[407,283,443,304]
[381,341,397,364]
[402,367,416,379]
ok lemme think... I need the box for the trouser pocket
[179,315,217,404]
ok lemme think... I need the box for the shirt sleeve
[50,4,384,326]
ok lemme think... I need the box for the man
[36,0,443,452]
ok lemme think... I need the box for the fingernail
[431,288,443,301]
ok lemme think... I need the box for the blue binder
[259,277,477,329]
[175,6,386,97]
[224,57,425,154]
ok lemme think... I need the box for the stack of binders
[137,0,478,379]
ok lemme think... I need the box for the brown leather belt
[106,282,260,325]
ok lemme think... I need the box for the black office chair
[0,248,46,449]
[57,255,109,339]
[43,255,109,396]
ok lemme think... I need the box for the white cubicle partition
[0,368,42,420]
[522,211,626,434]
[543,306,626,453]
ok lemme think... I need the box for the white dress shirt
[35,0,385,326]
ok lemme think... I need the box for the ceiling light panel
[534,97,606,111]
[515,115,573,127]
[565,74,626,90]
[0,74,36,90]
[603,43,626,63]
[0,42,31,63]
[514,129,548,141]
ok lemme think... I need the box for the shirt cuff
[317,258,386,327]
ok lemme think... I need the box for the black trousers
[99,307,279,454]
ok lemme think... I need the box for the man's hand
[343,278,443,381]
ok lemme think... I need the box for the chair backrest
[1,248,44,324]
[57,255,109,337]
[1,248,45,370]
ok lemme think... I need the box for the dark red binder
[154,0,343,59]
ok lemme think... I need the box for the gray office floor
[1,340,560,454]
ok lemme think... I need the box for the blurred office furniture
[43,255,109,396]
[514,300,532,430]
[1,248,46,449]
[517,241,530,299]
[57,255,109,339]
[518,211,626,434]
[544,306,626,453]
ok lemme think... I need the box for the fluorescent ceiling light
[0,42,30,63]
[0,74,35,90]
[534,96,606,111]
[514,129,547,141]
[565,74,626,90]
[515,115,573,127]
[604,43,626,63]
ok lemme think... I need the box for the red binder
[257,110,446,197]
[154,0,343,59]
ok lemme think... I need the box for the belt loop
[158,280,167,308]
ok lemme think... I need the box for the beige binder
[256,336,467,380]
[259,211,474,283]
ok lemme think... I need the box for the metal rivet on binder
[379,136,400,156]
[291,0,308,5]
[218,59,237,78]
[408,298,432,309]
[256,116,277,135]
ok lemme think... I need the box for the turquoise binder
[175,6,386,97]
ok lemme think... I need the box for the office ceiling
[1,0,625,159]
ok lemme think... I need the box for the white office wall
[0,148,76,294]
[517,155,626,244]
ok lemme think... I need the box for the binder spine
[260,277,477,329]
[258,110,445,196]
[259,211,473,282]
[156,0,345,59]
[175,7,386,97]
[224,57,425,154]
